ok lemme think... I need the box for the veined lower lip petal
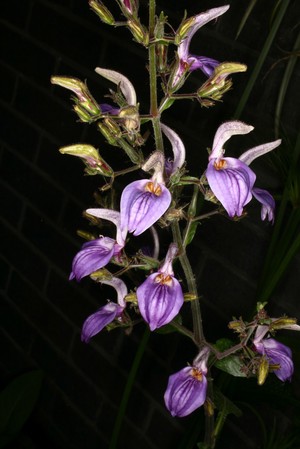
[255,338,294,382]
[252,188,275,223]
[69,237,116,281]
[206,157,256,217]
[120,180,171,236]
[136,273,184,330]
[187,55,220,77]
[81,302,123,342]
[164,366,208,417]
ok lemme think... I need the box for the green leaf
[0,370,43,447]
[184,222,198,247]
[214,339,246,377]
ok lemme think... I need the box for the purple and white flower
[120,152,171,236]
[171,6,229,89]
[70,209,126,281]
[81,277,127,342]
[164,347,210,417]
[206,121,281,220]
[136,243,183,330]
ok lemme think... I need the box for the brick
[52,395,104,449]
[13,78,82,143]
[8,270,74,352]
[0,147,64,221]
[2,292,36,352]
[0,256,11,291]
[1,0,31,28]
[0,220,48,289]
[0,180,23,227]
[21,206,77,273]
[46,270,96,327]
[71,337,127,403]
[0,63,17,103]
[29,3,106,67]
[0,105,39,160]
[0,26,57,88]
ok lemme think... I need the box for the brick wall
[1,0,299,448]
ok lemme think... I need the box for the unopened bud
[51,76,101,116]
[127,18,149,46]
[59,144,113,176]
[124,293,138,303]
[73,104,93,122]
[97,122,118,146]
[104,117,122,138]
[76,230,97,241]
[228,320,245,333]
[184,293,198,302]
[257,356,269,385]
[89,0,115,25]
[198,62,247,100]
[270,317,298,331]
[175,16,196,45]
[90,268,113,282]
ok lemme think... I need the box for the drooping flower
[164,347,210,417]
[136,243,183,330]
[120,152,171,236]
[81,277,127,342]
[205,121,281,219]
[253,322,300,382]
[70,209,126,281]
[170,6,230,89]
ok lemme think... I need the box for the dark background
[1,1,300,448]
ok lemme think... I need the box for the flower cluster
[53,0,299,433]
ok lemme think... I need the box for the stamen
[145,182,162,196]
[191,368,203,381]
[155,273,173,286]
[214,159,227,170]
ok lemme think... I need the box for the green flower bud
[89,0,115,25]
[59,144,114,176]
[127,18,149,46]
[175,16,196,45]
[257,355,269,386]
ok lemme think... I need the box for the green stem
[109,327,150,449]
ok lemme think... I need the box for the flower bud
[73,104,94,122]
[175,16,196,45]
[59,144,114,176]
[104,117,122,138]
[97,122,119,146]
[89,0,115,25]
[124,293,138,303]
[89,268,113,282]
[257,355,269,385]
[127,18,149,46]
[51,76,101,117]
[198,62,247,101]
[269,317,298,331]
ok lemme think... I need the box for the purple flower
[70,209,126,281]
[136,243,184,330]
[120,152,171,236]
[171,6,229,89]
[81,277,127,342]
[254,338,294,382]
[206,121,281,219]
[164,347,210,417]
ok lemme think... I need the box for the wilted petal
[209,121,254,160]
[95,67,137,106]
[164,366,208,417]
[69,237,116,281]
[137,272,184,330]
[252,188,275,223]
[239,139,281,166]
[206,157,256,217]
[188,55,220,77]
[120,179,171,236]
[255,338,294,382]
[81,302,123,342]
